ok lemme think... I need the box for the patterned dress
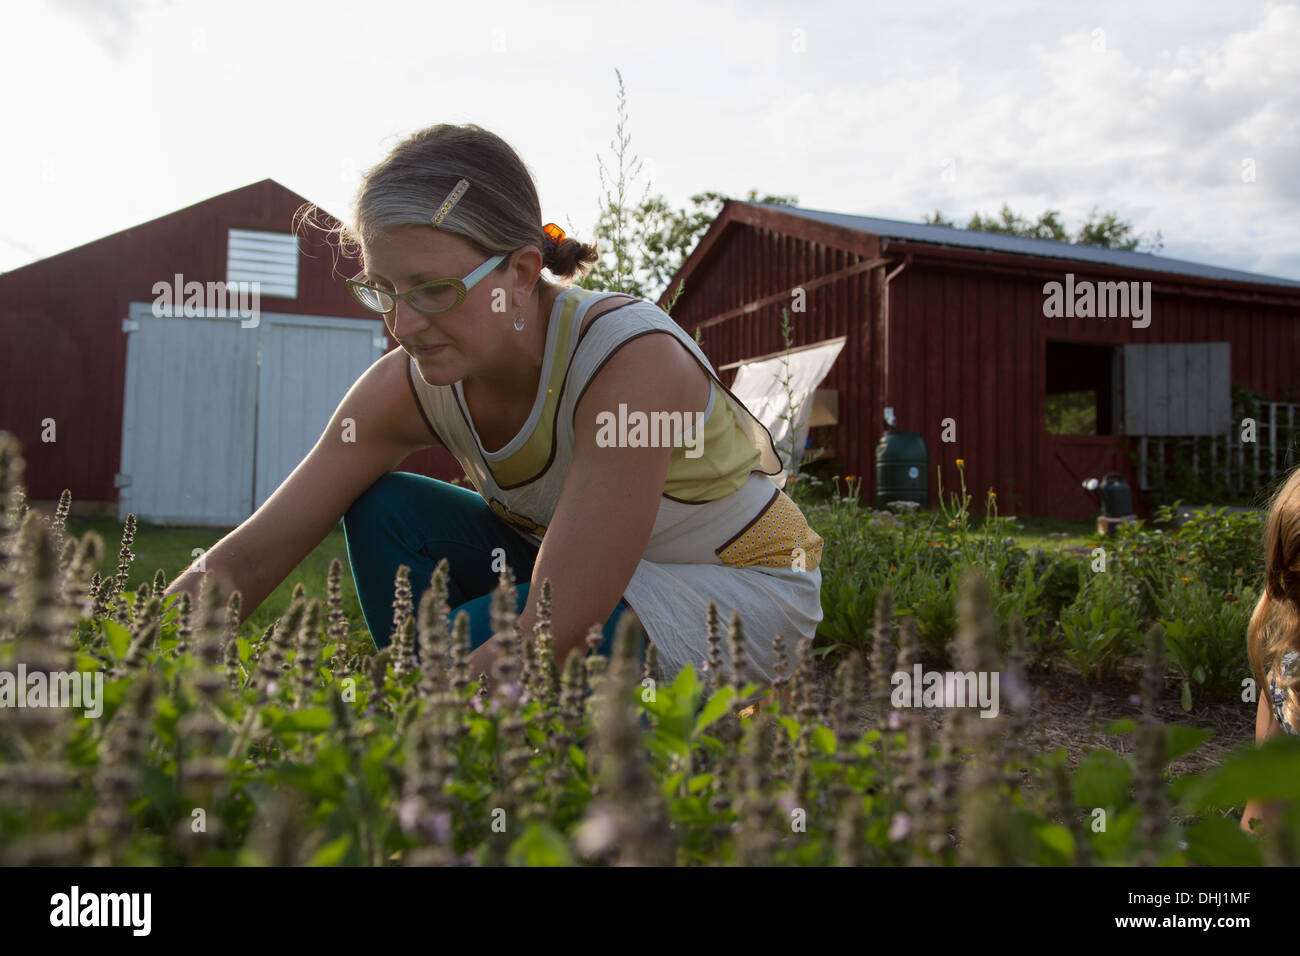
[404,286,825,682]
[1268,649,1299,735]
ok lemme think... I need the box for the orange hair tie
[542,222,565,251]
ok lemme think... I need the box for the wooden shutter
[1122,342,1231,435]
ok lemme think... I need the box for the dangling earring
[514,307,525,332]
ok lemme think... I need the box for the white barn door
[253,312,388,511]
[118,302,258,525]
[119,303,386,526]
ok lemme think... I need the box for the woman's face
[362,225,522,387]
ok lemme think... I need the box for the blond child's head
[1247,463,1300,728]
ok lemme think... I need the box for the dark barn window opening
[1045,340,1119,436]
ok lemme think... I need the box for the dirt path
[816,659,1255,777]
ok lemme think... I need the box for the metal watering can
[1082,472,1133,518]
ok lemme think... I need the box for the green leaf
[1182,816,1262,866]
[1180,680,1193,712]
[468,715,497,750]
[1181,734,1300,811]
[138,764,175,818]
[694,732,725,755]
[1164,724,1214,764]
[1071,749,1133,810]
[812,725,837,755]
[154,695,179,745]
[1103,718,1136,736]
[656,666,701,742]
[671,664,700,702]
[103,620,131,660]
[74,651,105,673]
[507,822,572,867]
[693,687,736,736]
[567,745,587,772]
[669,796,713,826]
[1088,805,1138,861]
[273,708,333,733]
[265,763,344,802]
[660,772,683,799]
[1033,823,1075,861]
[99,677,131,721]
[158,592,182,623]
[307,834,352,867]
[687,773,714,794]
[364,736,396,765]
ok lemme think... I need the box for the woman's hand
[467,332,710,694]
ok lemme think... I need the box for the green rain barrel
[875,430,928,509]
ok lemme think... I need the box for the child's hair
[1247,462,1300,730]
[295,123,598,283]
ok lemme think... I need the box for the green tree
[1075,205,1163,252]
[925,203,1162,252]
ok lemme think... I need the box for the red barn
[0,179,462,524]
[662,200,1300,519]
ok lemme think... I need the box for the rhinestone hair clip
[431,178,470,228]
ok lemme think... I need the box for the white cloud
[1,0,1296,283]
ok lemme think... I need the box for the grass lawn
[1001,515,1100,552]
[65,517,370,642]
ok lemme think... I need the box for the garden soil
[813,657,1256,823]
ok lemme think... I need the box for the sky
[4,0,1299,286]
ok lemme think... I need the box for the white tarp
[728,339,845,486]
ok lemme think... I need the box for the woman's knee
[344,471,474,530]
[345,472,414,526]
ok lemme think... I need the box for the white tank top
[405,287,824,681]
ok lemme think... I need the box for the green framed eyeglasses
[347,253,506,316]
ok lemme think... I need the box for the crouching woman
[310,123,823,693]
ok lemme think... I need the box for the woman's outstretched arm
[1241,690,1288,836]
[467,332,710,692]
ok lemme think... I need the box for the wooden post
[871,262,887,422]
[1284,403,1294,470]
[1269,402,1279,481]
[1227,430,1234,493]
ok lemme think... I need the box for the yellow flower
[956,459,965,468]
[988,491,997,498]
[1180,576,1190,583]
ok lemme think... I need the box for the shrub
[1057,567,1146,681]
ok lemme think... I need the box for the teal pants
[341,472,645,665]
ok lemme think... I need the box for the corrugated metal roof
[745,201,1300,290]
